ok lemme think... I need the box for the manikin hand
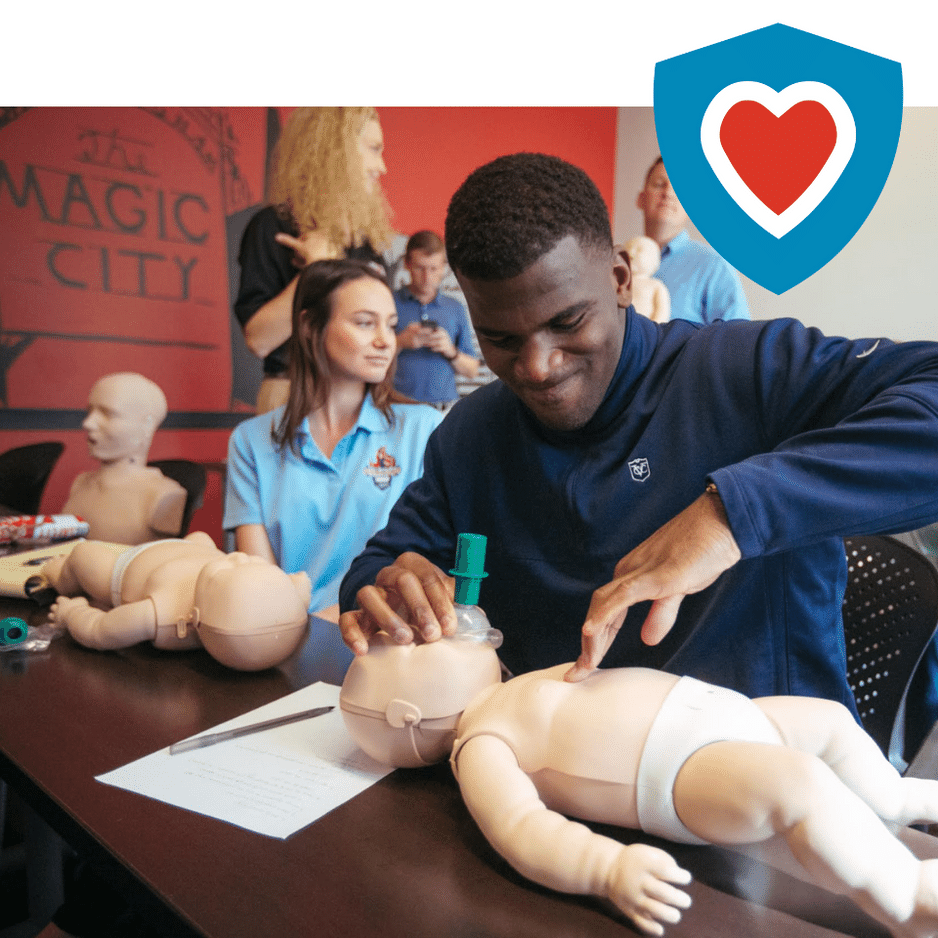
[48,596,108,647]
[274,230,339,268]
[565,490,741,682]
[339,552,457,655]
[609,843,692,936]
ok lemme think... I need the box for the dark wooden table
[2,596,935,938]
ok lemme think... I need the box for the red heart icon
[719,101,837,215]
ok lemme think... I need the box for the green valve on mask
[449,533,488,606]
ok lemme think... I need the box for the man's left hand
[564,490,741,682]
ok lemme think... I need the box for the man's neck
[409,285,437,305]
[643,221,685,250]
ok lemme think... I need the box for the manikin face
[357,119,387,194]
[322,277,398,385]
[459,235,631,432]
[82,378,154,463]
[636,163,688,232]
[404,249,447,303]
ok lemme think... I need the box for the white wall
[613,107,938,342]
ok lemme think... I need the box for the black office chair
[148,459,207,537]
[0,442,64,515]
[842,534,938,772]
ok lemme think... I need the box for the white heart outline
[700,81,856,239]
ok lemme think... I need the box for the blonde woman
[235,107,394,412]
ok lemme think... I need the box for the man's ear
[635,189,647,213]
[613,246,633,308]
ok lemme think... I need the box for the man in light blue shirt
[636,156,750,325]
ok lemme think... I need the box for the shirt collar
[401,285,441,306]
[661,229,690,257]
[293,394,389,461]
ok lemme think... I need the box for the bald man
[63,373,187,544]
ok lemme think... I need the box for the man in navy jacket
[339,153,938,717]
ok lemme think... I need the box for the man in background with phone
[394,230,480,412]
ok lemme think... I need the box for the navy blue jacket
[341,312,938,711]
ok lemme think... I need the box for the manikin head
[403,230,447,304]
[623,235,662,278]
[445,153,631,433]
[340,633,502,767]
[191,553,312,671]
[82,373,168,465]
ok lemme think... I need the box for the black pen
[169,705,334,755]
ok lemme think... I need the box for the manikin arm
[149,479,187,537]
[651,282,670,324]
[49,596,158,651]
[455,735,691,936]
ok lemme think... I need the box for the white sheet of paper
[96,682,392,839]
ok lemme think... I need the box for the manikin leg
[673,737,938,937]
[42,541,125,603]
[756,696,938,826]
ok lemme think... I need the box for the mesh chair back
[843,534,938,765]
[147,459,207,537]
[0,441,65,515]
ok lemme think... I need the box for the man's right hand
[397,322,431,351]
[339,552,457,655]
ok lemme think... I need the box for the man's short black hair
[445,153,613,281]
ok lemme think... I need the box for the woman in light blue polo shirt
[224,259,442,621]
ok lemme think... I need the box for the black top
[234,205,386,376]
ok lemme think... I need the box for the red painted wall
[379,107,617,236]
[0,106,618,544]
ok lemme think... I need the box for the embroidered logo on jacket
[364,446,402,490]
[628,458,651,482]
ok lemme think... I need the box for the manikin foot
[892,859,938,938]
[896,780,938,827]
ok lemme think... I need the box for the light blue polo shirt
[224,397,442,612]
[656,231,750,325]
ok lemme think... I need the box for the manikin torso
[624,235,670,324]
[115,537,224,650]
[452,665,682,828]
[64,464,185,544]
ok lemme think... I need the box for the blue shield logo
[654,24,902,294]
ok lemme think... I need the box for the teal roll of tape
[0,617,28,645]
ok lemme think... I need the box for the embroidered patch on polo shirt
[364,446,402,490]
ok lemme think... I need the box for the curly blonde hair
[268,107,393,253]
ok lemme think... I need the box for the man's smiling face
[458,235,631,432]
